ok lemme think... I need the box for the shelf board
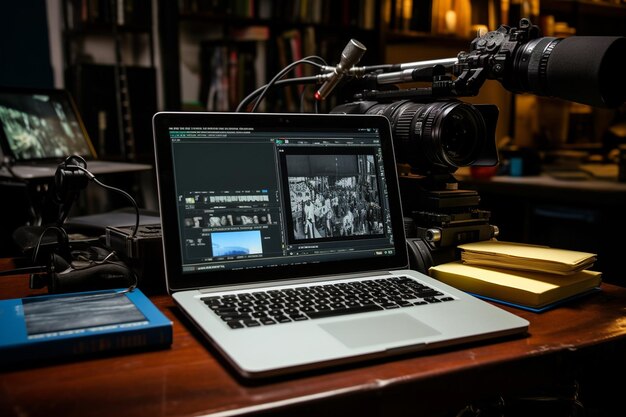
[385,30,474,48]
[542,0,626,17]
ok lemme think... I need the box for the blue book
[0,288,172,368]
[468,287,602,313]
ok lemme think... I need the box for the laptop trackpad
[319,313,441,349]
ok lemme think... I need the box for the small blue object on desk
[509,157,524,177]
[0,288,172,368]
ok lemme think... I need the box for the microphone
[315,39,367,101]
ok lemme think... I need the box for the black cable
[250,60,321,112]
[244,56,327,113]
[299,84,320,113]
[250,59,321,112]
[0,265,48,276]
[236,76,319,112]
[58,155,139,237]
[31,225,69,266]
[54,155,90,225]
[73,165,140,238]
[71,248,139,293]
[236,55,327,112]
[57,193,74,226]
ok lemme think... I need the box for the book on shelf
[179,0,376,29]
[457,240,597,275]
[0,288,172,368]
[429,261,602,312]
[276,29,304,111]
[200,41,259,111]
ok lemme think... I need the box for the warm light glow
[445,10,457,33]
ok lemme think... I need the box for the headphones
[3,226,136,294]
[4,156,138,294]
[39,155,90,226]
[32,243,136,294]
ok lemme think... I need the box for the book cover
[458,240,597,275]
[0,288,172,368]
[429,261,602,309]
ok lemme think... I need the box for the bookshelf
[540,0,626,36]
[61,0,157,164]
[381,0,626,58]
[157,0,384,113]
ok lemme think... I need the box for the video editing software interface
[169,122,397,274]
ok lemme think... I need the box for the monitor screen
[153,113,408,290]
[0,88,92,161]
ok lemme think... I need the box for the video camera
[331,18,625,273]
[241,18,626,273]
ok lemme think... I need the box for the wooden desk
[2,258,626,417]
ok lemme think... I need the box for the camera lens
[364,100,487,174]
[508,36,626,107]
[438,103,482,166]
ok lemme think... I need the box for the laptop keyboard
[201,276,456,329]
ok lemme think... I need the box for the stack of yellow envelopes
[428,240,601,311]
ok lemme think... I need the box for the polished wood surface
[2,257,626,417]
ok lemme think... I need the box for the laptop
[152,111,529,379]
[0,86,151,179]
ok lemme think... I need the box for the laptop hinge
[196,270,395,294]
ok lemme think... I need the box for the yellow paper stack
[428,240,602,310]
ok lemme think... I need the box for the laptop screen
[153,112,409,291]
[0,88,94,162]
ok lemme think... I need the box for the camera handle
[355,59,488,104]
